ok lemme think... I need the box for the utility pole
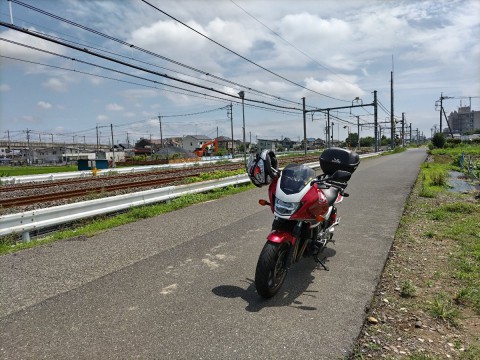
[302,97,307,155]
[26,128,31,165]
[402,113,405,147]
[304,92,376,150]
[110,124,115,167]
[238,91,246,165]
[356,116,360,150]
[374,90,378,152]
[390,71,395,149]
[409,123,412,145]
[228,103,234,155]
[439,92,443,133]
[378,126,382,149]
[158,115,163,149]
[8,0,13,24]
[324,122,328,147]
[331,122,334,145]
[327,110,331,148]
[96,125,99,155]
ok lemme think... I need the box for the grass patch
[0,182,255,255]
[354,144,480,359]
[460,344,480,360]
[0,165,78,177]
[400,279,417,298]
[417,161,451,198]
[184,168,246,183]
[427,292,461,325]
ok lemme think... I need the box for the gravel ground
[0,167,231,215]
[351,180,480,359]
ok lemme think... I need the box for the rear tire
[255,242,289,298]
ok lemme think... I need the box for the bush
[432,133,446,148]
[447,138,462,145]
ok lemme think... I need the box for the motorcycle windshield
[280,164,316,195]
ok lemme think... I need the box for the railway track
[0,155,320,210]
[0,162,243,193]
[0,175,191,207]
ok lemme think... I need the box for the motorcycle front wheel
[255,241,289,298]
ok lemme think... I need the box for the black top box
[319,147,360,175]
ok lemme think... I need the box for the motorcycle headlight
[274,198,300,216]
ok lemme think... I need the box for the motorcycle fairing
[267,230,297,245]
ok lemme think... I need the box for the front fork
[267,221,306,267]
[267,220,322,269]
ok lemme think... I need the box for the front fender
[267,230,297,245]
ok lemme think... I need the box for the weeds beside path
[351,145,480,359]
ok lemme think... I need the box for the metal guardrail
[2,156,377,241]
[0,157,239,185]
[0,174,253,241]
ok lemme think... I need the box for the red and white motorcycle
[247,148,359,298]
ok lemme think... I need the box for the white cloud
[0,28,66,62]
[106,103,124,111]
[206,17,259,54]
[129,20,208,61]
[0,84,11,92]
[1,0,479,139]
[97,115,109,122]
[37,101,52,109]
[304,76,365,100]
[43,78,67,92]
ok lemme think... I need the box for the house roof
[184,135,211,141]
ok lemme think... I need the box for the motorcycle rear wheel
[255,242,289,298]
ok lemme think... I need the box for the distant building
[257,139,277,152]
[181,135,212,152]
[447,106,480,135]
[217,136,238,153]
[280,137,295,150]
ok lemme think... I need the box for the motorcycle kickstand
[314,254,329,271]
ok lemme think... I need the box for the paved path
[0,149,427,359]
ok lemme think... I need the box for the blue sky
[1,0,479,146]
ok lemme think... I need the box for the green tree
[380,135,389,146]
[432,133,445,148]
[360,136,375,147]
[346,133,359,147]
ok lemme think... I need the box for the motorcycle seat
[323,187,340,206]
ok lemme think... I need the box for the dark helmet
[246,149,279,187]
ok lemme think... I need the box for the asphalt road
[0,148,427,359]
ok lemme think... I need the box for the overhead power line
[229,0,353,87]
[8,0,304,107]
[0,23,303,113]
[140,0,349,102]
